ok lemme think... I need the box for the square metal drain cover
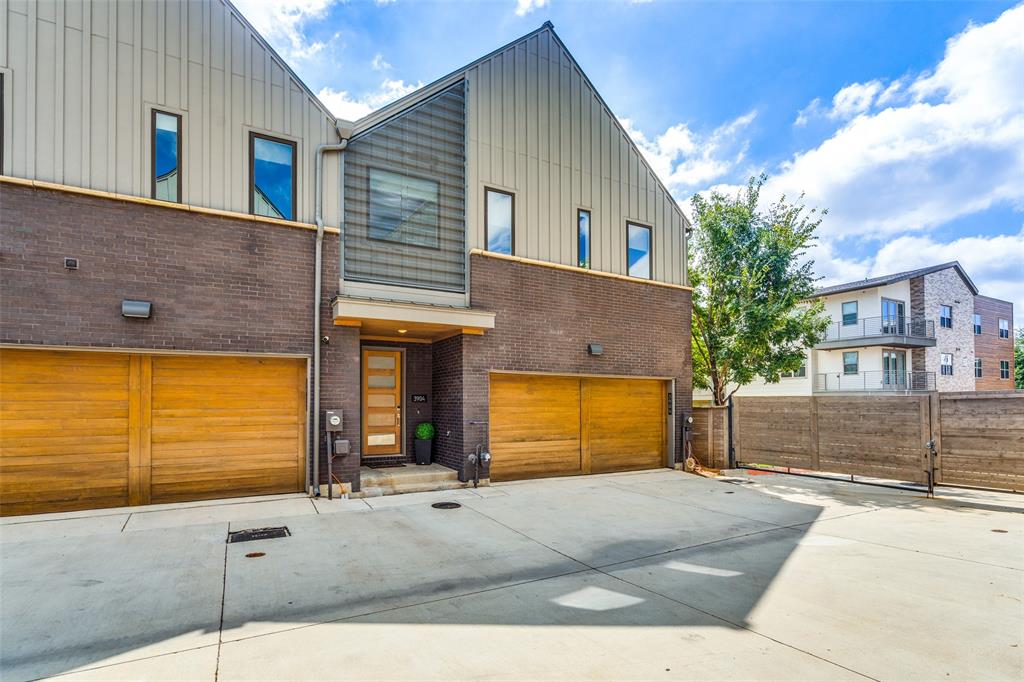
[227,526,291,544]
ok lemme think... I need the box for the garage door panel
[1,349,305,516]
[489,375,582,481]
[489,373,667,482]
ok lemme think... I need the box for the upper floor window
[841,301,858,326]
[973,313,982,335]
[940,305,952,329]
[975,359,983,378]
[999,319,1009,338]
[250,133,296,221]
[940,353,953,376]
[577,209,591,269]
[485,188,514,255]
[0,73,5,175]
[368,168,439,248]
[627,222,652,279]
[152,111,182,202]
[843,351,858,375]
[1001,360,1011,379]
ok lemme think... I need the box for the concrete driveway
[1,470,1021,681]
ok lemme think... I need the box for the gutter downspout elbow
[312,130,350,497]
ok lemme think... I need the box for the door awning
[332,296,495,342]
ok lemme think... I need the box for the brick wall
[448,253,692,479]
[0,183,359,487]
[973,295,1015,391]
[923,268,976,391]
[431,334,465,471]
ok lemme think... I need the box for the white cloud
[232,0,337,62]
[794,98,822,127]
[828,80,884,120]
[621,111,757,197]
[371,53,392,71]
[317,78,423,121]
[515,0,549,17]
[766,4,1024,241]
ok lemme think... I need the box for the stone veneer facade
[922,267,976,391]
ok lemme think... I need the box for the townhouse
[0,0,692,515]
[696,262,1014,400]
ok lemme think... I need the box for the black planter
[414,439,432,465]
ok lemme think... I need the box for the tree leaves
[690,175,830,405]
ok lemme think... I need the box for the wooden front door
[362,349,403,456]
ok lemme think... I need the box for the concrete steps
[351,463,470,499]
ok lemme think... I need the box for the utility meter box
[325,410,343,432]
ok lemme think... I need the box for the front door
[362,349,403,456]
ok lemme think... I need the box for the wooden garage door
[0,349,306,516]
[489,374,667,482]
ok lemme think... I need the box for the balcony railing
[814,371,936,393]
[822,316,935,343]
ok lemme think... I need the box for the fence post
[809,396,820,470]
[929,392,942,485]
[727,397,736,469]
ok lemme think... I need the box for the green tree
[1015,327,1024,390]
[690,175,830,405]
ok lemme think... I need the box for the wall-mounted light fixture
[587,343,603,356]
[121,300,153,319]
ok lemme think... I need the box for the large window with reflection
[151,110,181,202]
[627,222,652,279]
[250,133,296,221]
[486,189,514,255]
[368,169,440,248]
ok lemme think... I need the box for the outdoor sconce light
[121,300,152,319]
[587,343,603,356]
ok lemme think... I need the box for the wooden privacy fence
[690,406,728,469]
[730,391,1023,491]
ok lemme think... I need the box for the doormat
[364,462,407,469]
[227,526,290,543]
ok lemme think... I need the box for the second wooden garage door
[489,374,667,482]
[0,348,306,516]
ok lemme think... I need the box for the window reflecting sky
[253,137,294,220]
[487,191,512,254]
[627,223,650,278]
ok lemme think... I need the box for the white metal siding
[0,0,340,226]
[464,29,688,286]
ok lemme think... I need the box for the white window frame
[940,353,954,376]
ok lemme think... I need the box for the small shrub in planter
[414,422,435,465]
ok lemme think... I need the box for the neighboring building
[0,1,692,515]
[695,262,1014,400]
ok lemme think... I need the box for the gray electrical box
[325,410,343,432]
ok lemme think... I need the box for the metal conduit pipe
[312,123,351,496]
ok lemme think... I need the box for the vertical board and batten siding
[462,29,687,286]
[0,0,340,225]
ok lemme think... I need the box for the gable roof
[813,261,979,298]
[351,22,690,228]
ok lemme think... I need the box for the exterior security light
[587,343,603,356]
[121,300,152,319]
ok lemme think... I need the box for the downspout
[312,124,351,496]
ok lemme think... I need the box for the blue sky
[234,0,1024,318]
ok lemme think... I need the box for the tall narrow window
[843,351,858,375]
[940,305,952,329]
[1000,360,1011,379]
[250,133,297,221]
[485,188,514,255]
[577,209,591,269]
[941,353,953,376]
[975,359,983,378]
[0,73,5,175]
[841,301,858,326]
[999,319,1009,338]
[973,313,982,335]
[151,111,182,202]
[627,222,652,279]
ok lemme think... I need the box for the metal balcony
[814,316,936,350]
[813,371,936,393]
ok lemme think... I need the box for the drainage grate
[227,526,290,544]
[431,502,462,510]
